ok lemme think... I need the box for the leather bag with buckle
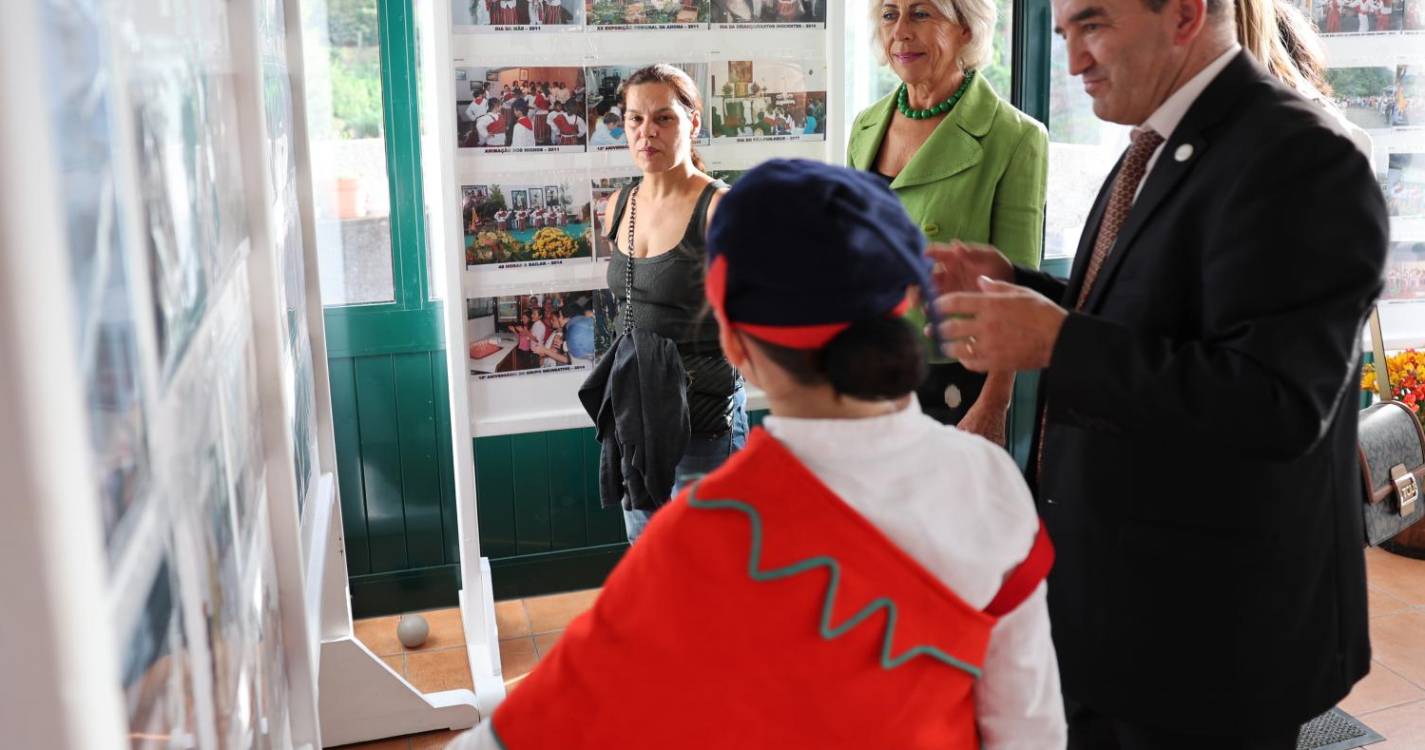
[1358,309,1425,546]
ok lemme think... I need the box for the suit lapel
[1080,135,1204,312]
[1078,51,1259,313]
[848,95,895,171]
[892,74,997,190]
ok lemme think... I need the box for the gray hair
[869,0,997,71]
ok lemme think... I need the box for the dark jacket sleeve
[1044,127,1387,461]
[1014,265,1069,304]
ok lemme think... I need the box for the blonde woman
[848,0,1047,444]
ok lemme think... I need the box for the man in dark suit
[930,0,1388,744]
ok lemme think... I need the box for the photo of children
[1313,0,1407,33]
[708,60,828,141]
[1384,153,1425,217]
[456,67,588,151]
[451,0,585,29]
[1326,66,1400,130]
[466,290,615,377]
[586,0,708,28]
[586,63,711,149]
[711,0,826,25]
[462,179,593,267]
[590,174,639,258]
[1384,241,1425,301]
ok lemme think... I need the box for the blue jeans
[624,386,749,544]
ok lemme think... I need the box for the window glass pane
[305,0,397,306]
[1045,33,1132,259]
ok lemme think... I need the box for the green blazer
[847,73,1048,270]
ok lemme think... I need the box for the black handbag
[1358,309,1425,546]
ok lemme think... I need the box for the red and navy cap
[705,158,939,350]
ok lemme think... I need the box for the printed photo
[709,168,749,185]
[121,557,197,749]
[586,63,711,148]
[1384,153,1425,217]
[1326,66,1400,130]
[586,0,708,28]
[1398,66,1422,127]
[709,59,828,141]
[1384,241,1425,301]
[462,178,594,267]
[453,0,585,28]
[466,290,611,377]
[711,0,826,24]
[590,174,640,258]
[456,66,588,151]
[1313,0,1407,33]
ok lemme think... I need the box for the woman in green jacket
[849,0,1047,444]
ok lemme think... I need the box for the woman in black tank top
[599,64,748,544]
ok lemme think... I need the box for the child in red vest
[450,160,1065,749]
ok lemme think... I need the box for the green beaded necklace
[896,70,976,120]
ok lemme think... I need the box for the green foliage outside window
[328,0,384,139]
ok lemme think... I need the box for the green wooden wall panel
[393,352,444,568]
[583,430,625,545]
[509,433,553,556]
[432,352,459,565]
[546,430,588,551]
[474,436,517,558]
[329,357,371,576]
[354,356,409,573]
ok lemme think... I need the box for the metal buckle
[1390,465,1418,517]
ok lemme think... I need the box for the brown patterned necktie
[1035,127,1164,483]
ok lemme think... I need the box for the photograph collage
[1288,0,1425,33]
[450,0,825,31]
[55,0,309,743]
[465,290,617,379]
[453,19,829,393]
[455,59,823,152]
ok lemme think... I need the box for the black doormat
[1297,707,1383,750]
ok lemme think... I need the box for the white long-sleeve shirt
[761,397,1065,750]
[452,396,1065,750]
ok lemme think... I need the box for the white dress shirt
[1135,44,1241,202]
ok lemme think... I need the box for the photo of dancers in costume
[456,67,587,151]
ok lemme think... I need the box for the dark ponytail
[744,317,927,400]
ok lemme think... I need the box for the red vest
[485,115,507,135]
[552,112,578,135]
[492,428,1053,749]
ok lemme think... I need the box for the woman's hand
[957,397,1008,447]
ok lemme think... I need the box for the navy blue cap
[705,158,937,349]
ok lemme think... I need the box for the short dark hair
[745,317,927,401]
[560,302,583,318]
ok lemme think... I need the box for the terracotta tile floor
[337,589,598,749]
[344,553,1425,749]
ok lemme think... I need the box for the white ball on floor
[397,614,429,648]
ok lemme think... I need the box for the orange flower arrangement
[1362,349,1425,412]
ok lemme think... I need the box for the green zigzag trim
[688,482,984,678]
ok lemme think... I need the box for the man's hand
[927,241,1014,295]
[936,277,1068,372]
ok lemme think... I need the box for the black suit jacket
[1016,52,1387,734]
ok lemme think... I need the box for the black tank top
[605,178,737,435]
[604,179,726,348]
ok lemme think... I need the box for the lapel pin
[1174,144,1194,162]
